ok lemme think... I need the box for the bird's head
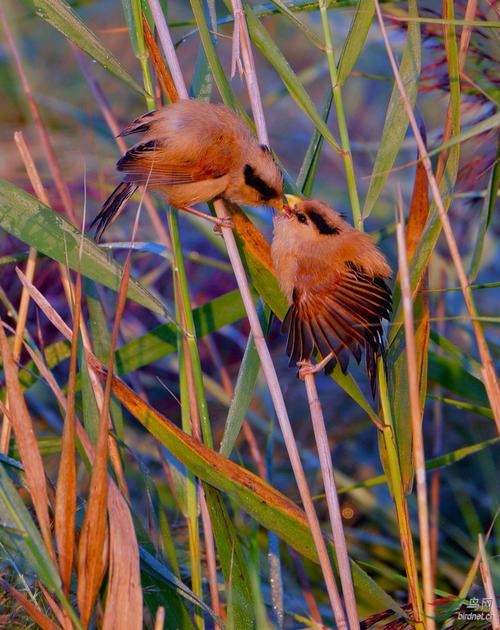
[282,195,348,236]
[229,144,284,212]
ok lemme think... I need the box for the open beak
[284,194,302,216]
[270,197,285,214]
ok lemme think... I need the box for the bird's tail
[90,181,138,241]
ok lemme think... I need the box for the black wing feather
[281,268,392,396]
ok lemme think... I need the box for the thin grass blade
[33,0,144,94]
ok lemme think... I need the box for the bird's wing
[282,262,391,395]
[116,140,226,186]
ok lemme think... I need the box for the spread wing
[116,140,227,186]
[282,263,392,396]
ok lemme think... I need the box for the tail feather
[90,182,137,241]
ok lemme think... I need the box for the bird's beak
[270,197,285,214]
[284,194,301,211]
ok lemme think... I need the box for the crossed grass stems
[0,0,498,629]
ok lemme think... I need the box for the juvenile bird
[91,99,284,240]
[271,195,392,396]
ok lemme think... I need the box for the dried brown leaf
[0,578,60,630]
[102,486,142,630]
[142,14,178,103]
[38,582,72,630]
[77,248,133,627]
[55,273,80,594]
[0,323,56,562]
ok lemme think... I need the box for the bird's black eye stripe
[297,213,308,224]
[308,210,340,235]
[244,164,278,201]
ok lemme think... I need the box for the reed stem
[304,373,359,629]
[318,0,361,230]
[396,197,434,629]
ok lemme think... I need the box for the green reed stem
[377,360,425,628]
[168,208,205,629]
[128,0,155,110]
[319,1,362,229]
[168,208,214,448]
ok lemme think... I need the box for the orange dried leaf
[0,322,56,562]
[55,273,81,594]
[0,578,60,630]
[102,486,142,630]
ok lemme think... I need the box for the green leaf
[0,180,167,316]
[428,351,487,407]
[115,288,248,374]
[0,463,79,625]
[219,303,271,458]
[33,0,145,95]
[337,0,375,85]
[296,90,333,195]
[139,546,223,626]
[429,395,493,420]
[103,368,401,616]
[469,132,500,280]
[362,0,420,218]
[204,485,255,629]
[338,436,500,494]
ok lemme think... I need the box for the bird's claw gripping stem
[297,352,336,381]
[213,216,234,232]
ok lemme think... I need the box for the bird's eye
[297,213,308,224]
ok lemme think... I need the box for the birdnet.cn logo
[458,598,494,621]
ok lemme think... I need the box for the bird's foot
[213,216,234,233]
[297,352,336,381]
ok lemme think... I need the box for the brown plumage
[271,196,392,396]
[91,99,284,240]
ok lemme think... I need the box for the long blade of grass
[336,436,500,494]
[0,324,55,563]
[396,196,434,628]
[77,214,138,625]
[388,130,430,493]
[319,0,361,228]
[468,134,500,281]
[103,484,143,630]
[0,577,60,630]
[91,360,401,616]
[374,0,500,430]
[54,270,80,595]
[362,0,420,219]
[337,0,375,86]
[32,0,144,94]
[243,4,343,154]
[0,180,167,316]
[0,132,39,453]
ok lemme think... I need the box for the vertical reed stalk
[303,373,359,629]
[430,267,446,588]
[128,0,155,110]
[374,0,500,432]
[478,534,500,628]
[318,0,361,230]
[147,2,347,624]
[377,363,424,627]
[396,195,434,629]
[229,3,353,624]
